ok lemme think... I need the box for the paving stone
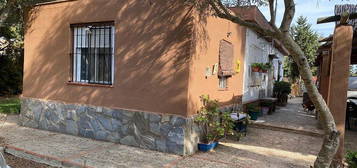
[167,127,184,145]
[19,97,200,155]
[111,119,122,131]
[120,136,138,147]
[66,120,78,135]
[170,116,186,126]
[149,113,161,122]
[149,122,161,135]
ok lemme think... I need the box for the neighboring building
[242,29,285,103]
[21,0,287,155]
[231,7,288,104]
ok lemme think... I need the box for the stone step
[251,122,324,137]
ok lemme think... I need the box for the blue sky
[258,0,357,37]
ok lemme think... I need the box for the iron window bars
[70,22,114,85]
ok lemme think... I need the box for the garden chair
[230,96,248,136]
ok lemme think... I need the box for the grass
[0,97,20,114]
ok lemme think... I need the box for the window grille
[70,22,114,85]
[219,76,228,89]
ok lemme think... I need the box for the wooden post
[319,49,332,102]
[327,25,353,166]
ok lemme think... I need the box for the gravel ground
[4,153,55,168]
[1,132,54,168]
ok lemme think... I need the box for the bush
[273,81,291,95]
[246,103,260,112]
[273,81,291,106]
[0,25,24,96]
[195,95,235,144]
[0,98,20,114]
[346,151,357,168]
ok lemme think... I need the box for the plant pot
[261,106,270,115]
[262,69,268,73]
[249,111,259,120]
[235,121,247,132]
[252,67,260,72]
[198,141,219,152]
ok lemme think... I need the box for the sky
[258,0,357,37]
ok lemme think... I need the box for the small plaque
[212,63,218,75]
[205,67,212,77]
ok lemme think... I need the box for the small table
[260,97,278,113]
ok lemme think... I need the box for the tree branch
[268,0,276,26]
[208,0,277,37]
[280,0,295,33]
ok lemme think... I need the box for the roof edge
[35,0,77,7]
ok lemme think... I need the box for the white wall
[242,29,284,103]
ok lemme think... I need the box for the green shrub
[246,103,260,112]
[273,81,291,95]
[260,101,273,107]
[273,81,291,106]
[251,63,262,68]
[346,151,357,168]
[195,95,235,144]
[0,98,20,114]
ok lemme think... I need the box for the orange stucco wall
[23,0,194,117]
[187,12,246,116]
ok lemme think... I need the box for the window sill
[66,82,114,88]
[218,88,229,91]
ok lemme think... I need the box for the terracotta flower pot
[252,67,260,72]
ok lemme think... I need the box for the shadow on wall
[23,0,211,116]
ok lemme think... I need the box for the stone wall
[19,97,200,155]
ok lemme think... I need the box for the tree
[289,16,320,79]
[0,0,341,167]
[0,24,23,95]
[204,0,339,167]
[0,0,51,95]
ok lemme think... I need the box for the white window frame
[72,24,115,85]
[219,76,228,89]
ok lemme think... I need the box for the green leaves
[346,151,357,168]
[195,95,236,143]
[286,16,320,81]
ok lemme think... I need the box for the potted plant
[262,63,272,73]
[273,81,292,106]
[195,95,235,152]
[251,63,261,72]
[246,104,260,120]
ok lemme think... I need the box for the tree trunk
[277,33,340,168]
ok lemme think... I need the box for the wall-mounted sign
[205,66,212,77]
[235,60,240,73]
[212,63,218,75]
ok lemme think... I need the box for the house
[231,7,288,104]
[20,0,287,155]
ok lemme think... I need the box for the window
[71,22,114,85]
[219,77,228,89]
